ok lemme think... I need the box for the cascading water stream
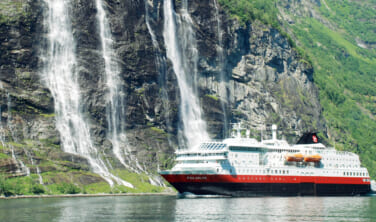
[96,0,130,170]
[213,0,229,137]
[0,84,4,148]
[41,0,132,187]
[96,0,143,176]
[163,0,210,149]
[145,3,163,176]
[6,93,30,176]
[24,149,43,184]
[144,0,172,142]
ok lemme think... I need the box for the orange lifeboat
[304,154,321,162]
[285,153,304,162]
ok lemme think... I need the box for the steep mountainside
[1,0,327,195]
[277,0,376,177]
[216,0,376,178]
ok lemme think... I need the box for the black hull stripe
[171,182,371,196]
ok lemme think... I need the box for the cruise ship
[160,125,371,196]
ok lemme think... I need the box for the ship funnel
[272,124,277,140]
[246,129,250,138]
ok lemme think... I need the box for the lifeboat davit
[285,153,304,162]
[304,154,321,162]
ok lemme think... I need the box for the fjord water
[1,196,375,221]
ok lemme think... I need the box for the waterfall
[163,0,210,149]
[95,0,139,173]
[0,85,4,147]
[143,1,171,186]
[0,92,30,176]
[145,0,173,143]
[213,0,229,137]
[41,0,132,187]
[25,149,43,184]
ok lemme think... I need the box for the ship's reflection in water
[0,195,376,221]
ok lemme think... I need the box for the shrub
[58,182,81,194]
[30,184,45,194]
[0,175,13,196]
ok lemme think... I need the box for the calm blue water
[0,195,375,221]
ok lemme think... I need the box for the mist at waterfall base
[1,196,376,221]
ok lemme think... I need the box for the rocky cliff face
[0,0,324,192]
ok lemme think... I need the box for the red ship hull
[161,174,371,196]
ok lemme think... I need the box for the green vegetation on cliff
[281,0,376,177]
[218,0,278,27]
[0,0,29,24]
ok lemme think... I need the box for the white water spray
[41,0,132,187]
[163,0,209,149]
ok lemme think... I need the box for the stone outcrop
[0,0,325,188]
[0,158,24,176]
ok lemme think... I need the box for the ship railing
[176,156,227,161]
[176,149,228,155]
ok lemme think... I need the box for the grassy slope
[0,140,169,196]
[218,0,376,177]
